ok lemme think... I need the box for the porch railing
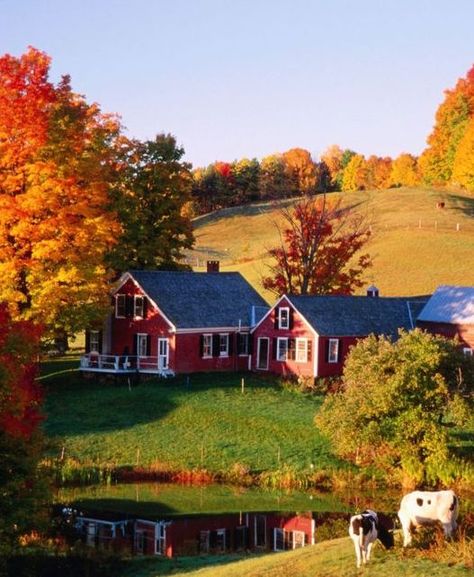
[80,354,174,376]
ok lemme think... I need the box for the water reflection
[58,482,474,558]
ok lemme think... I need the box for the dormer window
[278,307,290,330]
[134,295,144,318]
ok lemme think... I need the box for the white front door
[158,338,169,369]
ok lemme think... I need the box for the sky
[1,0,473,168]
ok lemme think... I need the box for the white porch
[79,353,175,377]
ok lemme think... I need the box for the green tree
[316,330,474,485]
[231,157,260,204]
[109,134,194,271]
[259,154,291,200]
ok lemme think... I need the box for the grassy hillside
[189,187,474,301]
[121,536,473,577]
[43,369,341,478]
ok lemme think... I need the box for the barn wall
[417,320,474,349]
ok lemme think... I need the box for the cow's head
[378,525,394,549]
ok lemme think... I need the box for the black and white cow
[398,489,459,547]
[349,509,394,568]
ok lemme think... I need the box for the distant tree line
[190,63,474,214]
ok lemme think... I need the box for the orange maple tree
[0,48,121,342]
[262,196,372,296]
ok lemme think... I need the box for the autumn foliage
[0,48,121,340]
[262,196,372,296]
[0,304,42,438]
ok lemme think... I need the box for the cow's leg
[366,541,374,562]
[398,514,412,547]
[352,539,362,568]
[361,543,368,565]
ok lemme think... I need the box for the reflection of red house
[417,285,474,354]
[251,289,426,379]
[76,511,315,557]
[80,263,268,376]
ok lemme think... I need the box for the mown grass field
[42,363,340,475]
[190,186,474,301]
[120,536,473,577]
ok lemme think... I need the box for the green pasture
[42,370,340,474]
[190,187,474,301]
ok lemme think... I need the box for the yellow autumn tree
[0,48,121,344]
[390,153,420,187]
[452,117,474,191]
[342,154,367,191]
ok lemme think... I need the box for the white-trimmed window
[296,338,308,362]
[137,333,148,357]
[219,333,229,357]
[278,307,290,329]
[328,338,340,363]
[134,295,144,318]
[463,347,473,356]
[203,334,212,358]
[90,330,100,353]
[277,337,288,361]
[116,294,126,318]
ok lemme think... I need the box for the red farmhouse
[250,288,426,379]
[417,285,474,354]
[80,264,269,376]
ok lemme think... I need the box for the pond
[56,482,473,558]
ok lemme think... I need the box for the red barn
[417,285,474,354]
[250,289,426,379]
[80,263,269,376]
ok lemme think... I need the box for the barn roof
[417,285,474,325]
[126,270,269,329]
[287,294,427,338]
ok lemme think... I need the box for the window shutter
[213,334,220,357]
[272,338,277,360]
[274,309,279,329]
[228,334,234,355]
[146,335,151,356]
[325,339,330,363]
[133,334,138,356]
[85,330,91,353]
[289,308,294,329]
[248,334,253,354]
[142,297,148,319]
[199,335,204,357]
[126,295,134,317]
[337,339,342,363]
[98,331,103,354]
[307,340,312,362]
[236,334,242,355]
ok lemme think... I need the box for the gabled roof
[417,285,474,325]
[287,295,428,338]
[125,270,269,329]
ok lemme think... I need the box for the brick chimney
[366,285,379,298]
[207,260,220,273]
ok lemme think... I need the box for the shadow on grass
[446,193,474,218]
[42,370,283,439]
